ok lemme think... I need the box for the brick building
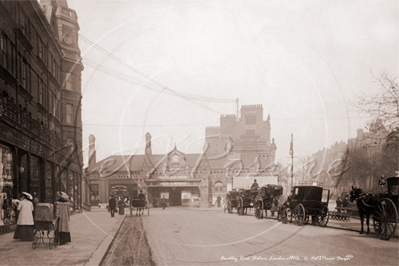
[0,0,83,232]
[85,105,279,208]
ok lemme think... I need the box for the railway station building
[84,104,280,208]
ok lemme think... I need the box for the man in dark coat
[138,190,146,200]
[342,195,349,208]
[251,179,259,191]
[109,195,117,217]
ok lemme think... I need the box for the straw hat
[22,192,33,201]
[57,191,69,202]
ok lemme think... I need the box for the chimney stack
[145,132,152,156]
[88,134,96,167]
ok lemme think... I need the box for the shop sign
[0,124,15,143]
[159,182,190,186]
[146,181,201,187]
[0,123,54,161]
[158,175,188,179]
[107,175,134,179]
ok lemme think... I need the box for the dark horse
[130,199,145,216]
[349,186,381,234]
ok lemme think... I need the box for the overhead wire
[83,58,233,103]
[79,35,236,114]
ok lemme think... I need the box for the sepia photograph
[0,0,397,265]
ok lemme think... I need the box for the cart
[130,199,149,216]
[32,203,57,249]
[237,189,257,216]
[281,185,330,227]
[254,185,283,219]
[224,190,239,214]
[372,176,398,240]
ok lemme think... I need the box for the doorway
[169,187,181,206]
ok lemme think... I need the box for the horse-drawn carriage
[224,190,239,214]
[237,189,257,216]
[350,175,398,240]
[254,185,283,219]
[130,198,149,216]
[373,176,398,240]
[280,185,330,226]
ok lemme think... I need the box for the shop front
[0,145,14,228]
[0,125,82,235]
[146,179,201,207]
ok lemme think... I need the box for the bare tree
[358,72,399,152]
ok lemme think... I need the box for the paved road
[142,207,398,266]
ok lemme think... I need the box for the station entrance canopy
[232,176,278,189]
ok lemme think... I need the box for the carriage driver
[138,190,146,200]
[251,179,259,191]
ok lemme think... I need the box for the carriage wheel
[318,205,329,227]
[373,198,398,240]
[294,204,305,226]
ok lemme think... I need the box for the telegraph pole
[289,134,294,190]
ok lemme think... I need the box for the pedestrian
[152,197,157,208]
[336,196,342,208]
[32,192,39,206]
[109,195,117,217]
[13,192,34,241]
[216,196,221,207]
[161,196,166,210]
[118,197,125,215]
[342,195,349,208]
[54,191,71,245]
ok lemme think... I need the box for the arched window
[214,181,223,192]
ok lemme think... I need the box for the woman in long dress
[13,192,34,241]
[55,191,71,245]
[118,198,125,215]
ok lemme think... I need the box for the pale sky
[66,0,398,167]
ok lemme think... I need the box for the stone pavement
[0,207,125,266]
[0,206,396,266]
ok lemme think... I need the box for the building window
[66,104,73,123]
[30,156,41,201]
[51,93,56,115]
[245,115,256,125]
[228,152,240,160]
[56,99,61,120]
[0,35,5,67]
[66,73,73,91]
[0,34,4,52]
[214,182,223,192]
[38,79,43,105]
[37,37,43,59]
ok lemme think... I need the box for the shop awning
[232,176,278,189]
